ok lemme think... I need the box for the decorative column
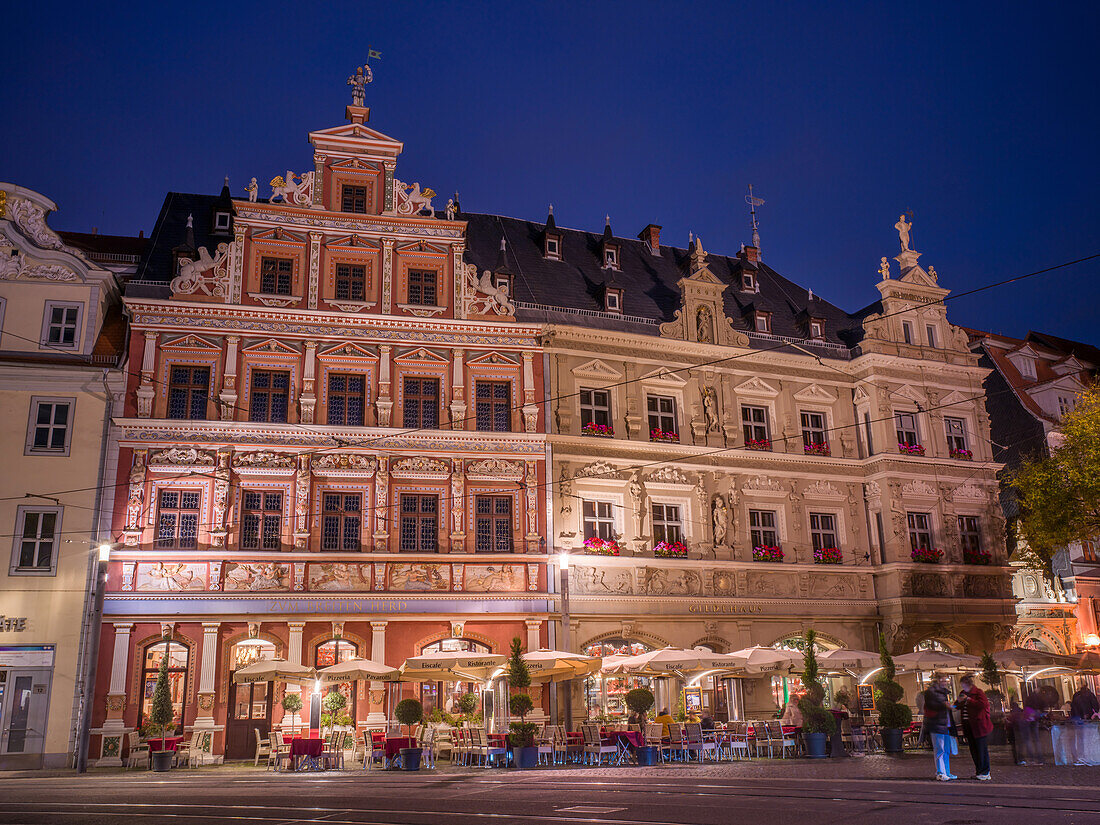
[210,449,230,547]
[373,457,389,551]
[194,623,220,732]
[136,332,158,418]
[219,336,239,421]
[307,232,322,310]
[521,351,538,433]
[95,622,133,766]
[299,341,318,424]
[367,622,388,723]
[311,154,326,208]
[286,623,305,728]
[449,460,465,553]
[525,461,540,553]
[228,223,246,304]
[380,237,395,314]
[382,161,396,213]
[449,349,466,430]
[123,450,147,546]
[525,619,542,652]
[451,243,466,317]
[293,456,311,549]
[376,345,393,426]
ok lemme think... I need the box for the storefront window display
[583,638,653,720]
[315,639,359,724]
[419,638,490,717]
[140,640,188,731]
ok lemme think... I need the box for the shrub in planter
[833,688,853,712]
[320,688,348,734]
[394,698,424,770]
[281,691,303,717]
[873,633,911,753]
[146,652,176,771]
[456,691,479,723]
[625,688,655,722]
[506,638,539,769]
[798,630,836,758]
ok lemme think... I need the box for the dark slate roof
[59,231,148,261]
[127,192,223,296]
[1025,330,1100,368]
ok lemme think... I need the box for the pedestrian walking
[955,674,992,780]
[1019,690,1045,765]
[922,673,957,780]
[1068,683,1100,765]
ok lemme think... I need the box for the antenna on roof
[746,184,764,253]
[688,231,694,245]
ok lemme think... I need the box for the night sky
[4,1,1098,341]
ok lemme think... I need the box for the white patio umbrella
[399,650,507,683]
[724,646,803,674]
[993,648,1071,671]
[893,651,982,672]
[517,649,601,683]
[232,657,316,685]
[817,648,883,671]
[615,646,738,676]
[317,657,405,684]
[599,654,633,673]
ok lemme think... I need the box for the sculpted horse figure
[269,171,314,205]
[395,180,436,216]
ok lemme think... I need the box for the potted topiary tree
[506,637,540,770]
[873,632,912,754]
[625,688,658,765]
[394,698,423,770]
[980,651,1007,743]
[147,652,176,771]
[798,630,837,758]
[456,690,479,726]
[280,691,303,729]
[320,688,348,739]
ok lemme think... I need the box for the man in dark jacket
[923,673,956,780]
[955,674,993,780]
[1068,685,1100,765]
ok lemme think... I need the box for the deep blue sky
[4,1,1098,341]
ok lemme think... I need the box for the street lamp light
[1085,633,1100,648]
[76,543,112,773]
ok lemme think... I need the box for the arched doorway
[582,638,654,720]
[418,638,491,719]
[315,639,359,727]
[139,640,188,734]
[225,639,276,760]
[770,635,838,711]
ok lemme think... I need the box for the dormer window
[741,271,755,291]
[493,272,510,294]
[604,287,623,315]
[1017,356,1037,380]
[603,245,619,269]
[213,211,231,232]
[544,235,561,260]
[754,311,771,333]
[809,319,824,340]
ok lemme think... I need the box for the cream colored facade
[0,184,126,768]
[543,232,1015,717]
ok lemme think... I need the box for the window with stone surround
[582,500,615,541]
[167,366,210,420]
[407,269,438,306]
[334,264,367,301]
[809,513,837,552]
[10,506,62,574]
[42,302,81,349]
[474,495,512,553]
[945,417,968,453]
[895,412,920,446]
[402,377,440,429]
[250,370,290,423]
[400,494,438,552]
[741,405,769,443]
[958,515,982,556]
[907,512,933,553]
[341,185,368,214]
[579,388,611,428]
[155,490,201,549]
[651,503,682,544]
[800,411,827,448]
[475,380,512,432]
[749,509,778,548]
[327,374,367,426]
[321,493,362,551]
[241,491,283,551]
[26,397,73,454]
[259,257,293,296]
[647,395,677,436]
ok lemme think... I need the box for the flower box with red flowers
[804,442,831,457]
[911,546,943,564]
[745,439,772,451]
[752,545,784,563]
[582,423,614,438]
[650,428,680,443]
[950,448,973,461]
[582,537,621,556]
[898,443,925,456]
[963,548,991,565]
[813,546,843,565]
[653,541,688,558]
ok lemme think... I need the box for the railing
[513,301,659,326]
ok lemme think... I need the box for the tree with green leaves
[147,650,175,745]
[798,629,836,736]
[874,632,912,732]
[1010,383,1100,581]
[506,637,539,749]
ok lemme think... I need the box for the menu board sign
[857,683,875,711]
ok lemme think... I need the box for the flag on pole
[368,49,382,60]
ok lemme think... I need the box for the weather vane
[746,184,765,251]
[347,48,381,107]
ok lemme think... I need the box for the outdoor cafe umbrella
[614,646,738,675]
[993,648,1073,671]
[518,649,601,683]
[317,658,405,684]
[232,657,316,686]
[893,651,982,672]
[724,646,803,674]
[399,650,507,683]
[599,654,632,673]
[816,648,883,672]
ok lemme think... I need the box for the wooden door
[224,680,272,761]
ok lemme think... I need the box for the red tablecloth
[290,737,324,758]
[384,737,416,758]
[613,731,643,748]
[147,736,183,752]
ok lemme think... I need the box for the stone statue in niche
[702,386,720,432]
[712,495,728,546]
[696,306,714,344]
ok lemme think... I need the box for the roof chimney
[743,245,760,264]
[638,223,662,255]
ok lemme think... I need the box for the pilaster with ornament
[367,621,389,723]
[380,237,395,314]
[450,349,466,429]
[299,341,318,424]
[219,336,240,420]
[311,154,326,208]
[521,351,539,433]
[293,562,306,591]
[120,562,136,591]
[307,232,322,310]
[123,450,147,546]
[526,564,539,591]
[525,460,540,552]
[624,361,642,437]
[451,242,466,319]
[373,457,389,550]
[382,161,396,213]
[210,449,231,547]
[450,461,465,552]
[375,344,393,426]
[209,561,223,590]
[194,623,221,734]
[452,564,464,591]
[136,332,158,417]
[294,455,311,548]
[95,623,133,765]
[228,224,246,304]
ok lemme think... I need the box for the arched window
[769,636,838,711]
[140,640,188,731]
[315,639,359,724]
[420,638,491,717]
[583,638,654,720]
[914,638,952,653]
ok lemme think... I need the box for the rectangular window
[1018,358,1037,380]
[155,490,201,549]
[167,366,210,420]
[341,185,368,214]
[402,376,440,429]
[651,503,682,544]
[321,493,361,551]
[400,494,438,552]
[327,374,366,426]
[407,270,438,306]
[241,491,282,551]
[647,395,677,436]
[749,510,778,548]
[945,417,968,453]
[800,411,826,447]
[11,508,61,573]
[863,411,874,456]
[809,513,838,552]
[334,264,367,301]
[907,512,933,553]
[754,312,771,333]
[895,412,919,446]
[741,272,755,291]
[1082,540,1098,564]
[1058,395,1075,416]
[474,496,512,553]
[249,370,290,423]
[582,500,615,541]
[926,325,937,347]
[604,247,619,268]
[26,398,72,453]
[809,320,824,339]
[741,405,769,443]
[902,321,913,345]
[43,303,81,348]
[260,257,293,296]
[958,515,982,557]
[579,388,611,428]
[545,237,560,259]
[475,381,512,432]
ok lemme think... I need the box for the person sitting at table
[654,708,675,737]
[781,694,804,731]
[700,714,716,732]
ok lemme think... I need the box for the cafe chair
[766,721,798,758]
[323,729,347,770]
[125,731,149,770]
[269,730,290,771]
[177,730,207,768]
[684,723,717,762]
[253,728,271,767]
[581,723,617,766]
[363,730,385,771]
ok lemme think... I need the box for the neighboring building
[968,328,1100,656]
[88,96,549,764]
[0,183,130,768]
[462,211,1014,718]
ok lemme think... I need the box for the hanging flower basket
[752,545,784,563]
[950,448,973,460]
[898,443,925,456]
[813,546,843,564]
[650,428,680,443]
[963,548,991,565]
[911,546,943,564]
[582,423,614,437]
[804,442,831,457]
[653,541,688,558]
[745,439,772,451]
[582,537,621,556]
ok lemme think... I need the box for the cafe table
[384,736,417,768]
[289,736,324,771]
[147,736,183,752]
